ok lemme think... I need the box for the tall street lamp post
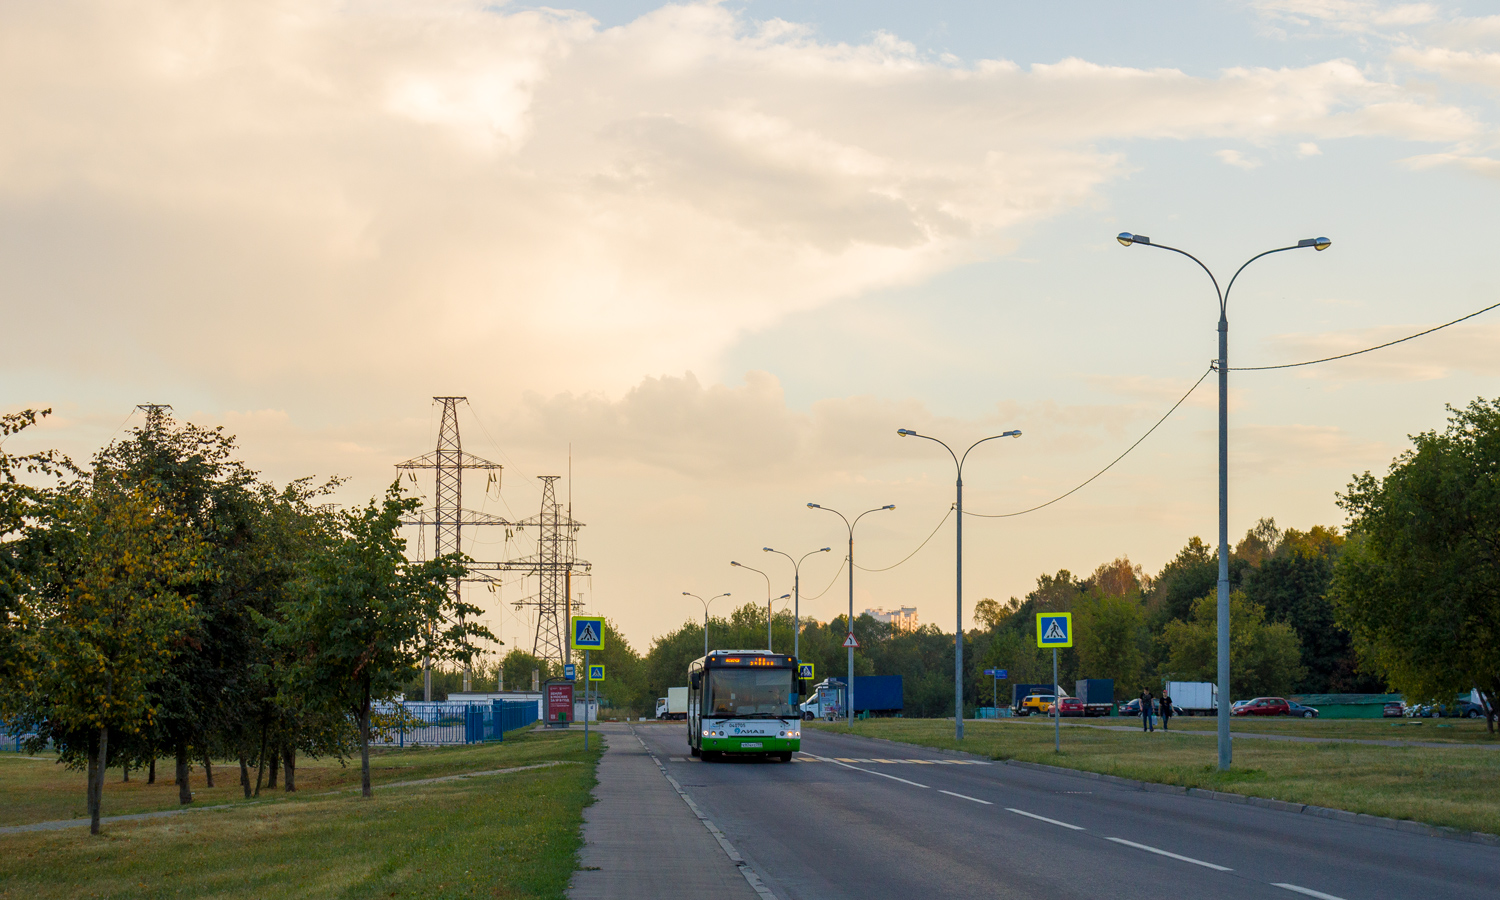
[808,503,895,727]
[1116,231,1330,771]
[897,428,1022,740]
[764,546,832,659]
[730,560,777,651]
[683,591,731,660]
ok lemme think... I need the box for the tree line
[567,397,1500,733]
[0,410,487,834]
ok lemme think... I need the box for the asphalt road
[634,724,1499,900]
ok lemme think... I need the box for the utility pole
[396,397,510,698]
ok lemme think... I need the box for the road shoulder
[568,723,761,900]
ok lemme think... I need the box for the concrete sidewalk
[569,723,760,900]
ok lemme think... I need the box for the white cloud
[1298,141,1323,155]
[0,1,1483,404]
[1216,148,1264,168]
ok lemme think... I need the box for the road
[632,723,1498,900]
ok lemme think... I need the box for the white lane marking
[1106,837,1232,871]
[1005,807,1085,830]
[940,790,993,805]
[1272,884,1347,900]
[816,755,930,788]
[669,757,686,762]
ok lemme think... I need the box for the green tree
[1073,590,1147,696]
[270,483,492,797]
[1332,398,1500,731]
[1158,591,1305,699]
[9,476,202,833]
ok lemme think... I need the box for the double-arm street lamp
[1116,231,1330,771]
[683,591,731,660]
[808,502,895,726]
[729,560,778,651]
[897,428,1022,740]
[764,546,832,659]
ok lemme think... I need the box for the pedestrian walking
[1139,689,1154,733]
[1161,691,1172,731]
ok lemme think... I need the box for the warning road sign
[798,663,815,679]
[589,664,605,681]
[843,633,860,648]
[1036,613,1072,648]
[571,616,606,651]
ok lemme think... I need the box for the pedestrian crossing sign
[798,663,815,680]
[588,665,605,682]
[1036,613,1072,648]
[571,616,606,650]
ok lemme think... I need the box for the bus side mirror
[690,672,701,689]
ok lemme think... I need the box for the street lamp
[683,592,731,660]
[808,502,895,727]
[1117,230,1330,771]
[729,560,777,651]
[764,545,833,659]
[897,428,1021,740]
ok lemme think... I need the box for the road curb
[820,728,1500,848]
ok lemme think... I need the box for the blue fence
[375,700,539,747]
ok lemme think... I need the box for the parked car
[1457,701,1487,719]
[1231,699,1253,712]
[1287,701,1319,719]
[1232,697,1292,716]
[1383,702,1405,718]
[1047,697,1086,717]
[1021,694,1056,716]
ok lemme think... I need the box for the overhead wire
[1230,300,1500,371]
[853,506,954,571]
[965,365,1213,519]
[801,555,847,601]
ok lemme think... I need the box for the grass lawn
[0,726,600,900]
[0,727,585,827]
[810,718,1500,836]
[1073,713,1500,744]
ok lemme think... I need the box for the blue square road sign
[1037,613,1073,648]
[571,616,605,651]
[564,663,576,681]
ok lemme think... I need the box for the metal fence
[372,700,540,748]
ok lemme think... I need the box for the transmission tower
[396,397,510,699]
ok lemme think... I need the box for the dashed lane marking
[939,790,993,805]
[793,756,988,765]
[1272,884,1347,900]
[1005,807,1086,831]
[1106,837,1232,871]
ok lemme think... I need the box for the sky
[4,0,1500,655]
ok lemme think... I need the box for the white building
[861,606,919,633]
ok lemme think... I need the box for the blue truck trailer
[801,676,904,718]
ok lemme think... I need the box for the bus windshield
[706,668,795,718]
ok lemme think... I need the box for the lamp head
[882,504,896,510]
[763,547,773,552]
[897,428,915,437]
[820,546,831,552]
[1296,236,1332,251]
[730,561,741,567]
[1004,429,1022,438]
[779,593,791,600]
[807,502,820,509]
[1117,232,1150,247]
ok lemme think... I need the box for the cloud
[1216,148,1264,168]
[1298,141,1323,155]
[0,0,1483,405]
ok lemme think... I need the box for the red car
[1232,697,1291,716]
[1048,697,1086,717]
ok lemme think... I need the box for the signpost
[1037,613,1072,752]
[572,617,606,750]
[983,668,1009,712]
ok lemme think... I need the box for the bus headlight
[702,730,709,736]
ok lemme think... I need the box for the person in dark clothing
[1161,692,1173,731]
[1140,689,1154,732]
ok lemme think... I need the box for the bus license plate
[740,742,762,748]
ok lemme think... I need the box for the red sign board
[546,682,574,724]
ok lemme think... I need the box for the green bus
[688,650,803,762]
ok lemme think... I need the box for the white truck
[657,686,689,720]
[1166,681,1217,716]
[799,679,844,720]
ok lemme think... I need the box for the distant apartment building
[861,606,919,633]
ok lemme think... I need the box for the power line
[802,555,847,601]
[966,365,1213,519]
[1231,300,1500,371]
[853,506,954,572]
